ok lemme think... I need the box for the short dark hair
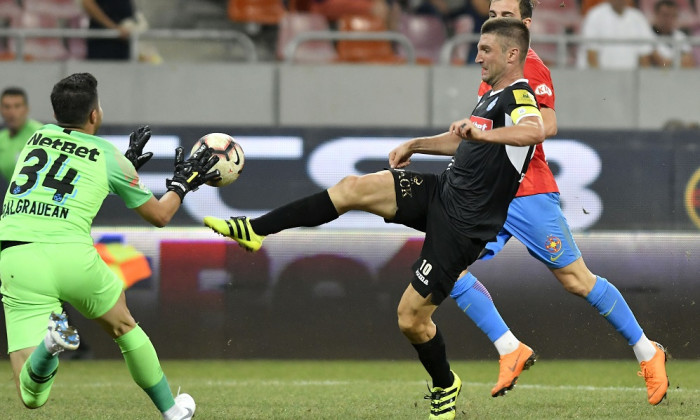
[50,73,99,126]
[654,0,677,12]
[518,0,534,20]
[1,87,28,104]
[489,0,534,20]
[481,17,530,64]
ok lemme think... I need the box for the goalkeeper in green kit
[0,73,219,419]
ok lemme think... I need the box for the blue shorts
[480,192,581,269]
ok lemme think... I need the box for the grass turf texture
[1,359,698,419]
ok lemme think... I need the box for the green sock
[30,341,59,377]
[115,325,175,412]
[19,343,60,409]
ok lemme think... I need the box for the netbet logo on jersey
[470,116,493,131]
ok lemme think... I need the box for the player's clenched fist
[450,118,478,140]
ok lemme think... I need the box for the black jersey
[440,79,540,241]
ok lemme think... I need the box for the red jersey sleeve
[523,49,555,110]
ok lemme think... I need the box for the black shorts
[385,169,486,305]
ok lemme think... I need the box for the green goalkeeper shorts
[1,242,123,353]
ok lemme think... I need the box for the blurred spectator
[397,0,450,16]
[0,87,42,182]
[578,0,656,69]
[81,0,138,60]
[650,0,695,67]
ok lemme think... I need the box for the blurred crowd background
[0,0,698,67]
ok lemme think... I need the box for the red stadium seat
[397,13,447,64]
[0,0,20,18]
[19,0,87,60]
[336,14,404,64]
[16,11,70,61]
[66,14,88,59]
[23,0,84,20]
[228,0,286,25]
[276,12,337,62]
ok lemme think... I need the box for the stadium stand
[0,0,20,19]
[0,0,21,59]
[397,13,446,64]
[16,11,69,60]
[336,14,404,63]
[23,0,83,19]
[529,11,578,66]
[276,11,337,62]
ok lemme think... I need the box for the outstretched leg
[204,171,397,250]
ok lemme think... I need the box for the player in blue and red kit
[448,0,669,405]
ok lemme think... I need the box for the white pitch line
[1,379,697,395]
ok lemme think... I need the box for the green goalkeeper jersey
[0,124,153,245]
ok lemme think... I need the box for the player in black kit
[205,18,544,420]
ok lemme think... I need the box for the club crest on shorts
[545,235,562,253]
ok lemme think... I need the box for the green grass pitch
[1,359,698,419]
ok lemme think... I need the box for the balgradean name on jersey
[0,131,100,220]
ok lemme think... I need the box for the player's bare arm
[540,107,557,138]
[134,194,181,228]
[389,132,462,168]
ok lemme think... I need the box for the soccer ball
[190,133,244,187]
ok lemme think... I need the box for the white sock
[162,402,186,420]
[632,334,658,363]
[493,330,519,356]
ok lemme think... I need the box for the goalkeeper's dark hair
[481,17,530,64]
[51,72,99,126]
